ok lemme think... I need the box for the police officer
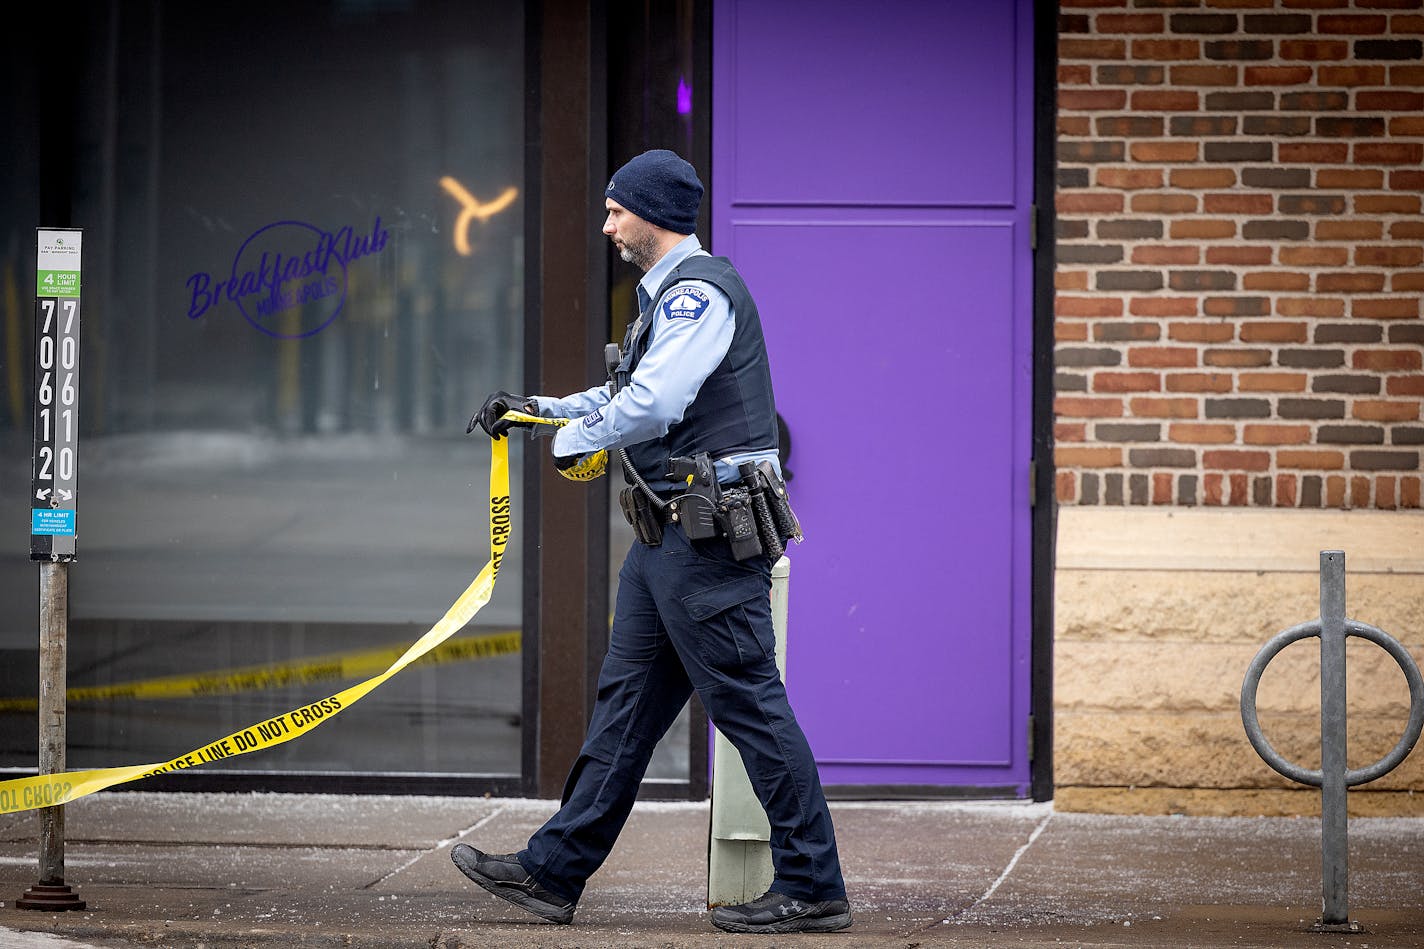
[453,149,850,935]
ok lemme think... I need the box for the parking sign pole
[17,228,85,912]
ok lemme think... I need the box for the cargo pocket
[682,572,774,669]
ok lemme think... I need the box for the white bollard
[707,555,789,907]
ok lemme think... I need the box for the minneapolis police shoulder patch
[661,286,711,322]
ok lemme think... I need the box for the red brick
[1060,89,1130,111]
[1097,168,1165,190]
[1058,192,1126,214]
[1317,14,1389,33]
[1131,193,1199,214]
[1351,476,1371,510]
[1170,423,1237,443]
[1279,40,1350,60]
[1244,271,1310,291]
[1169,322,1235,343]
[1396,15,1424,33]
[1131,90,1201,111]
[1316,65,1388,86]
[1097,13,1165,33]
[1056,471,1077,504]
[1133,39,1203,60]
[1058,115,1093,136]
[1129,347,1199,368]
[1280,246,1348,266]
[1377,475,1397,511]
[1204,473,1224,506]
[1132,141,1201,163]
[1244,424,1312,445]
[1056,270,1090,291]
[1387,376,1424,397]
[1356,246,1424,268]
[1133,246,1200,265]
[1319,272,1387,293]
[1317,168,1386,190]
[1171,168,1237,189]
[1130,397,1200,419]
[1055,396,1124,418]
[1229,473,1249,507]
[1353,401,1420,422]
[1166,372,1234,393]
[1055,422,1088,442]
[1356,143,1424,165]
[1207,246,1272,266]
[1059,64,1093,86]
[1358,91,1424,112]
[1317,220,1386,240]
[1129,296,1200,317]
[1354,298,1422,319]
[1354,350,1423,371]
[1169,219,1236,239]
[1094,371,1162,393]
[1391,117,1424,136]
[1278,450,1346,471]
[1277,297,1347,318]
[1244,65,1314,85]
[1240,321,1309,343]
[1057,296,1125,318]
[1403,477,1421,509]
[1393,272,1424,292]
[1171,65,1240,86]
[1203,450,1272,472]
[1153,472,1173,505]
[1205,349,1272,368]
[1060,38,1127,60]
[1056,321,1089,342]
[1357,195,1422,216]
[1203,193,1274,214]
[1326,475,1346,508]
[1276,474,1298,507]
[1055,446,1123,468]
[1395,66,1424,85]
[1279,143,1350,163]
[1238,372,1308,392]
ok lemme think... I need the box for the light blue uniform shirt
[532,234,780,486]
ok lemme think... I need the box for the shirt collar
[639,234,704,308]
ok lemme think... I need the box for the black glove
[553,452,580,471]
[468,390,534,439]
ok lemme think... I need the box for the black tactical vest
[622,255,778,488]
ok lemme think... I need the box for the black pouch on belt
[753,461,803,544]
[619,486,663,546]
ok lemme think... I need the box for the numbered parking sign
[31,228,82,561]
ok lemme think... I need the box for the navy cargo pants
[517,520,846,904]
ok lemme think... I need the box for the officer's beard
[618,229,661,272]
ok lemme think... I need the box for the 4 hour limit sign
[31,228,82,561]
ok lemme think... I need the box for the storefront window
[1,1,526,779]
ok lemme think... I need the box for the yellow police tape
[0,429,526,816]
[0,630,521,713]
[500,410,607,482]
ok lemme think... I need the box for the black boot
[450,844,575,924]
[711,890,852,933]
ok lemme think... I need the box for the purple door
[713,0,1036,792]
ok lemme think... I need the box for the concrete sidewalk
[1,792,1422,948]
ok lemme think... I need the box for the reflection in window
[0,1,527,779]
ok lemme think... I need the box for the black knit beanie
[605,149,704,234]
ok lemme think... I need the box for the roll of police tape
[500,409,608,482]
[0,433,520,816]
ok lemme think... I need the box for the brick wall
[1054,0,1424,510]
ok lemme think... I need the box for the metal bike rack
[1240,550,1424,932]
